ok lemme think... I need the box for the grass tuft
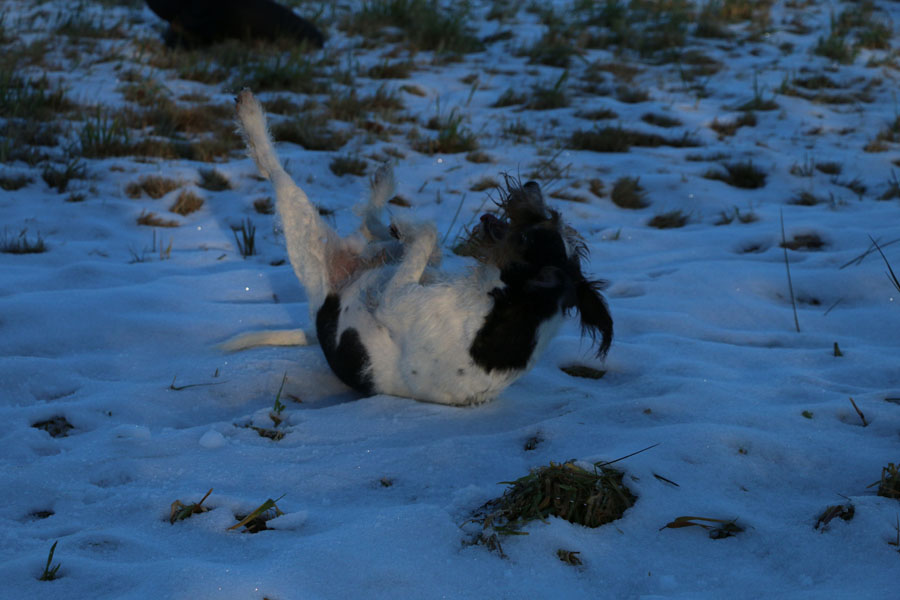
[229,495,285,533]
[79,108,131,158]
[877,463,900,500]
[641,113,681,128]
[42,158,86,194]
[329,155,368,177]
[0,71,72,120]
[271,115,349,151]
[527,71,569,110]
[253,197,275,215]
[232,218,256,257]
[703,160,767,189]
[570,126,698,153]
[126,175,180,199]
[0,174,32,191]
[473,461,636,540]
[648,210,688,229]
[38,541,61,581]
[170,190,204,216]
[1,229,47,254]
[169,489,213,524]
[137,210,179,228]
[342,0,483,54]
[198,168,231,191]
[610,176,650,209]
[413,110,478,154]
[32,415,72,437]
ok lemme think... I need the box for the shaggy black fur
[469,181,613,372]
[316,294,374,394]
[145,0,324,48]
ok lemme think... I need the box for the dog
[232,89,612,405]
[145,0,324,48]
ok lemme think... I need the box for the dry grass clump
[325,85,405,122]
[198,168,231,191]
[126,175,180,199]
[570,126,699,153]
[253,197,275,214]
[470,176,499,192]
[780,232,825,251]
[492,88,528,108]
[340,0,483,55]
[876,463,900,499]
[31,415,75,437]
[648,210,688,229]
[137,210,179,228]
[79,109,131,158]
[413,111,478,154]
[703,160,767,189]
[473,461,636,543]
[329,155,367,177]
[170,190,204,216]
[789,191,827,206]
[41,159,86,193]
[466,150,493,164]
[527,72,569,110]
[271,115,349,151]
[367,60,415,79]
[0,71,73,120]
[578,107,618,121]
[0,174,33,191]
[263,96,302,115]
[641,113,681,128]
[1,229,47,254]
[710,112,757,137]
[561,364,606,379]
[610,176,650,209]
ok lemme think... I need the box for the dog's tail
[219,328,315,352]
[235,89,340,311]
[235,88,284,181]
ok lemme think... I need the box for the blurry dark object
[145,0,324,48]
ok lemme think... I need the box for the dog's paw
[235,88,263,123]
[390,220,436,245]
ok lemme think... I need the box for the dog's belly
[317,274,538,405]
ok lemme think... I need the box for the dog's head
[469,178,613,357]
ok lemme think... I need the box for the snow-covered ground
[2,1,899,598]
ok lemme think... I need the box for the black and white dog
[232,89,612,405]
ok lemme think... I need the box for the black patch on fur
[145,0,324,48]
[470,231,574,372]
[470,215,613,372]
[316,294,374,394]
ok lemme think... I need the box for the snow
[1,1,899,598]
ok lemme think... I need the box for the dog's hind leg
[235,89,344,311]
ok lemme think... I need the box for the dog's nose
[480,214,507,241]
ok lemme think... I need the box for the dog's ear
[575,278,613,358]
[505,179,547,225]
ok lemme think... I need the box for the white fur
[234,90,570,405]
